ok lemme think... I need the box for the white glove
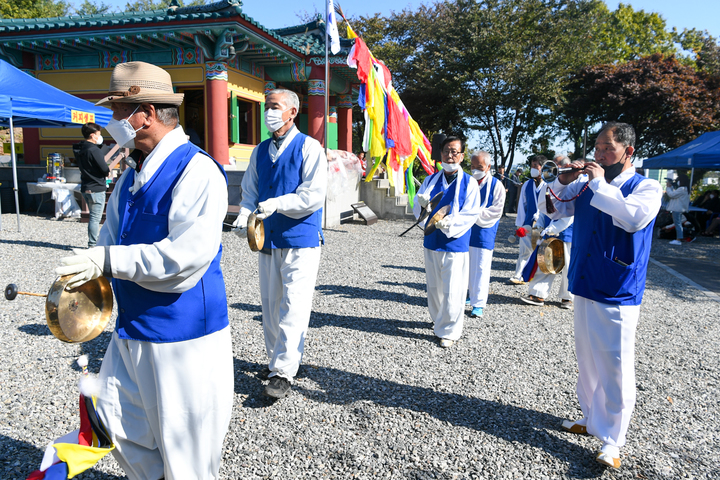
[55,247,105,290]
[232,213,249,239]
[436,216,452,231]
[417,193,431,209]
[541,224,559,237]
[256,198,279,220]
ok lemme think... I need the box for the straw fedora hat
[96,62,184,107]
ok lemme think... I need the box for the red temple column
[337,94,353,153]
[307,77,325,147]
[205,62,229,165]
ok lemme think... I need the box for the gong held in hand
[247,212,265,252]
[4,276,113,343]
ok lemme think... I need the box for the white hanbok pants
[468,246,493,308]
[528,241,573,301]
[259,247,321,381]
[96,327,234,480]
[513,235,533,279]
[424,249,468,341]
[574,296,640,447]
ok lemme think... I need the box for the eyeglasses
[442,150,463,157]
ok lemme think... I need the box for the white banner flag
[327,0,341,54]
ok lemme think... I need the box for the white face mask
[530,167,540,178]
[105,105,144,149]
[95,135,104,145]
[264,107,290,133]
[441,162,461,172]
[472,169,486,180]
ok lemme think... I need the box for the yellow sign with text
[71,110,95,124]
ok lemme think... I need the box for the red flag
[352,37,372,83]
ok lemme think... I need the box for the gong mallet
[4,284,46,300]
[399,191,444,237]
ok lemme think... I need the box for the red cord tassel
[545,192,556,214]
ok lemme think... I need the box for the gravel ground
[0,212,718,480]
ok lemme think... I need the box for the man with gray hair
[467,151,505,317]
[235,88,327,399]
[539,122,662,469]
[521,155,574,308]
[55,61,233,479]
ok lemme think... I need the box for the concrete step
[359,179,414,220]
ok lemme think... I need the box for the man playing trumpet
[539,122,662,469]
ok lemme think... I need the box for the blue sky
[98,1,720,38]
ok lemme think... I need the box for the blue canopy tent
[643,131,720,192]
[0,58,112,230]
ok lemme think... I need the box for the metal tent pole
[9,116,20,231]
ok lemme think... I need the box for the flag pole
[324,1,329,159]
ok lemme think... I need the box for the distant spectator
[76,122,110,248]
[664,175,690,245]
[699,189,720,236]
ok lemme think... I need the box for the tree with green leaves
[74,0,112,15]
[0,0,69,19]
[124,0,210,12]
[595,2,677,63]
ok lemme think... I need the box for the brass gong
[424,204,451,236]
[530,228,542,250]
[45,275,113,343]
[536,237,565,275]
[247,212,265,252]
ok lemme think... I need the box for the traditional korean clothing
[240,125,327,382]
[414,171,480,341]
[512,178,547,281]
[539,167,662,452]
[95,126,233,480]
[527,215,574,302]
[468,175,505,309]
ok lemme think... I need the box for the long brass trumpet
[541,160,587,183]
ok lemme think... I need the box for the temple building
[0,0,358,169]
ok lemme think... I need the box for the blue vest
[423,172,472,252]
[557,221,574,243]
[568,174,655,306]
[522,180,549,227]
[470,176,500,250]
[257,133,324,249]
[113,142,229,343]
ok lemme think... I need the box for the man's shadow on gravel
[288,365,639,479]
[315,284,426,306]
[381,264,425,273]
[0,434,124,480]
[0,238,76,251]
[376,280,426,291]
[309,312,434,341]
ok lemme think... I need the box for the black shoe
[257,367,271,380]
[264,376,291,398]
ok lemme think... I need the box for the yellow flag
[54,443,115,479]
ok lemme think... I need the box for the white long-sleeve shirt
[515,179,545,227]
[475,174,506,228]
[538,167,662,233]
[98,126,228,293]
[413,172,480,239]
[239,125,327,220]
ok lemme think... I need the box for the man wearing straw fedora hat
[55,61,233,479]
